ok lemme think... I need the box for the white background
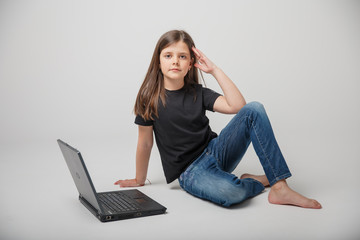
[1,0,359,239]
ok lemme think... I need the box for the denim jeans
[178,101,292,207]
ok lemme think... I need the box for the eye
[180,55,187,59]
[164,54,171,59]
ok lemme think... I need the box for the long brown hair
[134,30,200,120]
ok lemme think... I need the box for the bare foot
[268,180,322,209]
[241,173,270,187]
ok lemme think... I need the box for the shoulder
[190,84,221,100]
[201,85,221,97]
[184,83,202,91]
[190,83,207,93]
[193,83,217,93]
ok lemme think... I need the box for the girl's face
[159,41,192,87]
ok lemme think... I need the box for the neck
[164,78,184,91]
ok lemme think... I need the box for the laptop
[57,139,166,222]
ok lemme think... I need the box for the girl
[114,30,321,209]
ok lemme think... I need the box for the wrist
[210,66,222,77]
[135,178,145,186]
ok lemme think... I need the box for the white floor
[1,139,359,240]
[1,1,360,239]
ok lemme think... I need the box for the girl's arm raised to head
[211,68,246,114]
[192,47,246,114]
[114,125,153,187]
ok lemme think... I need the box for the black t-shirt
[135,84,221,183]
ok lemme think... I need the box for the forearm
[135,145,152,185]
[211,67,246,110]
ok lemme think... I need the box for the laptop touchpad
[135,198,146,204]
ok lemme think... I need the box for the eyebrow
[162,51,190,55]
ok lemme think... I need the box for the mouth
[170,68,181,72]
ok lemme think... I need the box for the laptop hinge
[79,195,102,216]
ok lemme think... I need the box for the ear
[189,57,194,70]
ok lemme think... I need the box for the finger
[195,48,206,57]
[195,57,208,67]
[194,63,206,72]
[192,47,201,58]
[192,46,199,55]
[121,182,140,188]
[193,47,205,58]
[114,180,122,185]
[118,181,131,187]
[114,179,129,185]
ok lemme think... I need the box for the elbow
[229,101,246,114]
[139,141,153,150]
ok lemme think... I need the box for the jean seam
[218,113,248,170]
[251,115,277,181]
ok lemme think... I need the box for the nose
[172,56,179,65]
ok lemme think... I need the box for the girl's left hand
[192,47,217,75]
[114,179,144,187]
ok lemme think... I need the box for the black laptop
[57,139,166,222]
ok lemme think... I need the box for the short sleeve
[202,87,222,112]
[134,115,154,126]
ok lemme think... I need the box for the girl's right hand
[192,47,217,75]
[114,179,145,188]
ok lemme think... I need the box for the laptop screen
[58,140,102,213]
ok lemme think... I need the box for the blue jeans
[178,102,292,207]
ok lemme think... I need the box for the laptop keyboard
[98,192,141,213]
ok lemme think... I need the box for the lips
[170,68,180,72]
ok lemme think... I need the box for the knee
[219,189,248,207]
[216,179,250,207]
[218,178,266,207]
[244,101,264,111]
[238,101,266,116]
